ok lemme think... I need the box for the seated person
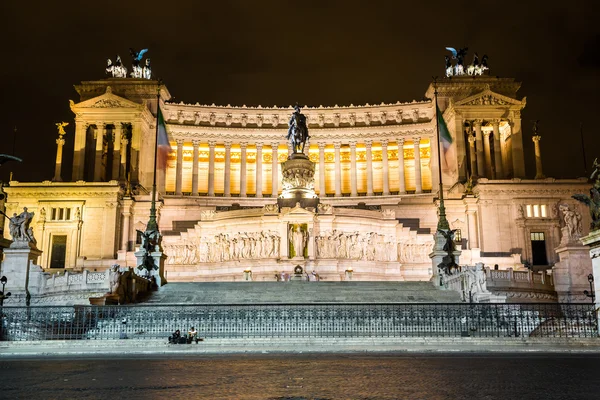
[188,326,202,343]
[168,329,181,344]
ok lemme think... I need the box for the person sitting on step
[168,329,181,344]
[187,326,203,343]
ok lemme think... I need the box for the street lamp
[0,276,11,306]
[583,273,595,304]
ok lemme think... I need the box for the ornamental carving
[281,167,315,191]
[462,94,510,106]
[315,230,397,261]
[91,99,125,108]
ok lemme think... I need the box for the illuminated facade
[1,76,592,291]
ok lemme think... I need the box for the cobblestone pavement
[0,354,598,400]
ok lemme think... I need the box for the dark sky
[1,0,598,183]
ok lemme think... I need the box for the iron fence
[0,303,597,341]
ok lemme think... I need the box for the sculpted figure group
[166,231,281,265]
[1,207,36,244]
[315,230,397,262]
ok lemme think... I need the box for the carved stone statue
[129,48,148,78]
[573,157,600,230]
[1,207,35,244]
[106,55,127,78]
[286,105,310,154]
[108,264,121,294]
[559,204,582,244]
[142,58,152,80]
[136,229,160,273]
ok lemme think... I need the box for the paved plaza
[1,353,599,399]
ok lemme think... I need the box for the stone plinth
[429,230,461,286]
[0,241,44,305]
[277,153,319,210]
[579,230,600,331]
[553,244,593,302]
[134,250,167,287]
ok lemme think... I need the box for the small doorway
[50,235,67,268]
[530,232,548,266]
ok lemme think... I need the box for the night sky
[1,1,598,183]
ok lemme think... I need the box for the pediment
[70,86,143,111]
[454,88,525,107]
[284,203,315,216]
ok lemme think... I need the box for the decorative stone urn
[277,153,319,210]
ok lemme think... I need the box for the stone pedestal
[0,241,44,305]
[134,249,167,287]
[277,153,319,210]
[553,244,593,302]
[579,230,600,331]
[429,230,461,286]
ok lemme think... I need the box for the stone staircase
[144,281,462,304]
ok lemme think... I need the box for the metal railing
[0,303,597,341]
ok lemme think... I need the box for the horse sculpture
[287,105,309,154]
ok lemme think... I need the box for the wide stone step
[144,282,462,304]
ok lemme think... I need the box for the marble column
[240,142,247,197]
[365,140,374,196]
[120,137,128,180]
[413,137,422,194]
[492,120,503,179]
[191,140,200,195]
[381,139,390,196]
[208,141,216,196]
[511,111,526,178]
[72,121,86,181]
[468,135,477,178]
[112,124,121,181]
[224,141,232,197]
[175,139,184,195]
[53,134,66,182]
[474,120,485,177]
[532,135,545,179]
[483,131,492,178]
[318,142,326,197]
[334,142,342,197]
[255,143,263,198]
[430,135,440,191]
[349,141,358,197]
[397,138,406,194]
[94,124,105,182]
[271,142,279,197]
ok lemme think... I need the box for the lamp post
[583,273,595,304]
[0,276,11,306]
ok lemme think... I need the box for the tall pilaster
[318,142,326,197]
[334,142,342,197]
[240,142,247,197]
[112,124,121,181]
[465,199,479,249]
[397,138,406,194]
[94,124,105,182]
[208,140,216,196]
[365,140,374,196]
[224,141,232,197]
[511,111,526,178]
[492,120,503,179]
[413,137,422,194]
[191,140,200,195]
[532,135,545,179]
[255,143,263,198]
[53,133,66,182]
[271,142,279,197]
[483,131,492,178]
[349,141,358,197]
[430,135,440,191]
[121,203,132,251]
[381,139,390,195]
[474,120,485,177]
[175,139,184,195]
[468,135,477,177]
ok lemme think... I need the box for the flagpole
[433,77,450,231]
[146,81,161,233]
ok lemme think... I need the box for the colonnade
[465,119,518,179]
[168,137,435,197]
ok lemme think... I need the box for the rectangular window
[66,208,71,220]
[526,205,532,218]
[58,208,64,220]
[533,205,540,218]
[530,232,545,241]
[454,229,462,242]
[540,205,547,218]
[51,208,57,220]
[50,235,67,268]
